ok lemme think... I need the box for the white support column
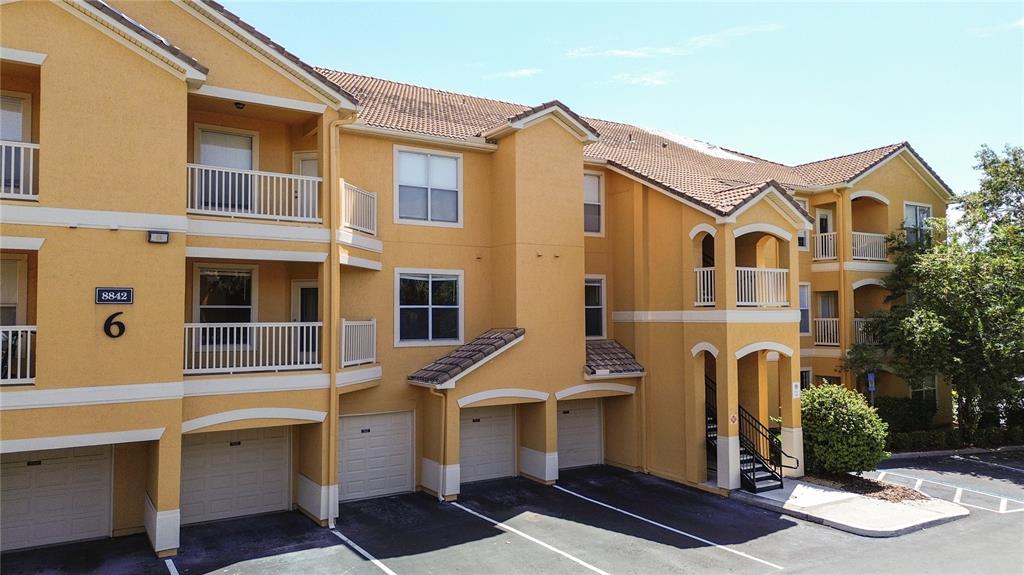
[781,427,805,477]
[716,435,741,489]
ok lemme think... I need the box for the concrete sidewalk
[730,479,969,537]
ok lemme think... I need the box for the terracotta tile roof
[316,68,948,213]
[795,142,953,196]
[489,100,600,139]
[408,328,525,387]
[586,340,645,377]
[196,0,358,107]
[87,0,208,74]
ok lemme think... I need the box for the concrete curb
[730,490,968,538]
[887,444,1024,460]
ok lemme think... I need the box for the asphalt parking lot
[3,460,1022,575]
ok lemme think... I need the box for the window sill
[394,218,464,229]
[394,339,464,348]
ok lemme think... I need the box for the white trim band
[613,310,801,323]
[0,427,165,453]
[339,253,383,270]
[735,341,794,359]
[1,205,188,232]
[555,383,635,400]
[190,85,327,114]
[0,382,183,410]
[336,365,383,387]
[187,218,331,243]
[456,388,548,408]
[186,246,327,262]
[181,408,327,432]
[690,342,720,358]
[0,47,48,65]
[183,373,329,396]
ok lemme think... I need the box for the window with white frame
[799,369,812,390]
[904,203,932,244]
[911,376,937,404]
[584,173,603,234]
[0,257,22,326]
[396,149,460,225]
[795,198,809,250]
[397,271,461,343]
[585,277,605,338]
[195,267,255,323]
[799,284,811,335]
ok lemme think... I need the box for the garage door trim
[338,410,415,501]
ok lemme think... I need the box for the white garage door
[181,427,290,524]
[338,411,413,501]
[1,445,112,551]
[558,399,602,469]
[460,405,516,483]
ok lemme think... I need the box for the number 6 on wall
[104,312,126,338]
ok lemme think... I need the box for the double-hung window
[194,266,256,347]
[397,271,462,344]
[585,276,605,339]
[904,203,932,245]
[795,198,809,250]
[584,173,603,235]
[396,149,461,225]
[911,376,937,404]
[798,284,811,335]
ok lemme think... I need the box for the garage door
[1,445,112,551]
[558,399,602,469]
[338,411,413,501]
[181,427,290,524]
[460,405,516,483]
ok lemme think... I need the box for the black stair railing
[704,377,718,471]
[737,406,784,491]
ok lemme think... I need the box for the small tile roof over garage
[318,69,949,216]
[408,328,525,387]
[586,340,645,377]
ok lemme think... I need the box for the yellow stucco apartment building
[0,0,954,556]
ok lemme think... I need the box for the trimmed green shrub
[975,427,1007,447]
[873,397,937,433]
[946,429,964,449]
[802,384,889,473]
[1007,426,1024,446]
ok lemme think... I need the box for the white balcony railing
[813,232,837,260]
[343,182,377,236]
[1,141,39,200]
[694,267,715,307]
[814,318,840,346]
[1,326,36,384]
[183,322,322,375]
[186,163,321,223]
[852,232,887,261]
[854,318,878,345]
[736,267,789,307]
[341,319,376,367]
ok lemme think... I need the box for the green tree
[845,145,1024,442]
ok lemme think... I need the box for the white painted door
[180,427,290,524]
[1,445,112,551]
[338,411,414,501]
[460,405,516,483]
[557,399,603,469]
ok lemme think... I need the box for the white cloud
[969,18,1024,37]
[566,23,783,59]
[610,71,672,87]
[482,68,542,80]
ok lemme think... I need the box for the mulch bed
[803,473,929,503]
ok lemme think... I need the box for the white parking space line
[951,454,1024,473]
[163,558,179,575]
[331,529,399,575]
[870,470,1024,514]
[450,501,611,575]
[553,485,784,571]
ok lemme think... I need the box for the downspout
[429,387,447,502]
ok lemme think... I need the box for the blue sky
[224,1,1022,196]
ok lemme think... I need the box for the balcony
[814,318,840,346]
[183,322,322,375]
[813,232,837,260]
[341,319,376,367]
[736,268,788,307]
[694,267,715,307]
[854,318,878,345]
[1,141,39,200]
[186,164,321,223]
[852,232,887,261]
[1,326,36,384]
[342,182,377,236]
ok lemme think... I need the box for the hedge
[887,425,1024,452]
[873,397,936,433]
[802,384,889,474]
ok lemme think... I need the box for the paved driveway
[3,461,1023,574]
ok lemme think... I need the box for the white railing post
[814,318,840,346]
[342,181,377,236]
[186,163,322,223]
[852,232,887,261]
[0,141,40,200]
[813,232,837,260]
[341,319,376,367]
[0,326,36,383]
[183,322,322,375]
[736,267,789,307]
[694,267,715,307]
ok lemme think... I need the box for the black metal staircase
[705,377,797,493]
